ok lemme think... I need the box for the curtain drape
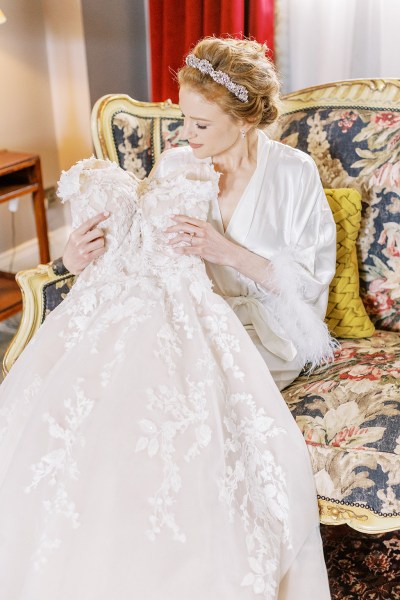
[148,0,275,102]
[275,0,400,94]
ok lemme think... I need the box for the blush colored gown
[0,158,331,599]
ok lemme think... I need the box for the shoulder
[259,132,320,182]
[150,146,209,179]
[269,139,316,166]
[259,133,326,223]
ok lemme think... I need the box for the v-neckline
[215,130,261,236]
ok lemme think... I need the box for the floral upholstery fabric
[112,111,184,178]
[42,259,75,321]
[273,108,400,332]
[282,330,400,517]
[160,118,185,152]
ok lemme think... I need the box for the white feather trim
[263,248,338,371]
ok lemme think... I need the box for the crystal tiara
[185,54,249,103]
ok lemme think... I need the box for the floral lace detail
[219,392,291,599]
[25,378,94,569]
[136,378,212,543]
[0,375,42,444]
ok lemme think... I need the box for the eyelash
[181,115,208,130]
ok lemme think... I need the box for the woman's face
[178,85,243,160]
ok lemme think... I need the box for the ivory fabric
[154,130,337,389]
[0,159,330,599]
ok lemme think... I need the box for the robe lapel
[225,131,271,244]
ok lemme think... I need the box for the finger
[86,237,105,252]
[82,227,105,244]
[172,245,202,256]
[164,223,201,235]
[76,237,105,258]
[165,225,206,238]
[167,233,186,245]
[87,247,106,260]
[75,212,110,235]
[168,237,194,247]
[171,215,204,227]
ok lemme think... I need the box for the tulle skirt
[0,272,330,599]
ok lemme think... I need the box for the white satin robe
[154,130,337,390]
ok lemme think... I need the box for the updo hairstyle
[177,37,281,128]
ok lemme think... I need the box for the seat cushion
[282,330,400,517]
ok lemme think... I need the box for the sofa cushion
[324,188,375,338]
[274,106,400,332]
[282,330,400,517]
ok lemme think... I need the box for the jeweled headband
[185,54,249,103]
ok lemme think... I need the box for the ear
[236,118,254,134]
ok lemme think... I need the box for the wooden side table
[0,150,50,320]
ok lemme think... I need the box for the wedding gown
[0,159,330,599]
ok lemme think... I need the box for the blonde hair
[177,37,281,128]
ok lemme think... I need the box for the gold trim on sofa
[319,498,400,534]
[281,78,400,113]
[2,265,74,376]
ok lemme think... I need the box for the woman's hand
[165,214,273,286]
[165,215,238,266]
[63,212,109,274]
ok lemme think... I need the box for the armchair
[3,81,400,534]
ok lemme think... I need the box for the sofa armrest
[2,260,75,376]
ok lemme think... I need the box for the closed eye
[196,124,207,130]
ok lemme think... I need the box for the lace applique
[136,378,212,543]
[25,378,94,569]
[219,392,291,599]
[0,375,42,444]
[199,298,245,380]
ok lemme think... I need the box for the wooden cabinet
[0,150,50,320]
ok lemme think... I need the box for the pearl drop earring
[240,129,246,139]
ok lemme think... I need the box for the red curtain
[149,0,275,103]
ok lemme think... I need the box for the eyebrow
[179,109,212,122]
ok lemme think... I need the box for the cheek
[205,128,231,148]
[210,128,237,152]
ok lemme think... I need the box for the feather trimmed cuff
[257,248,338,371]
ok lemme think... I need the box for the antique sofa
[3,79,400,534]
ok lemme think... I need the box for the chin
[190,146,211,160]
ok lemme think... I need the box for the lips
[189,143,203,149]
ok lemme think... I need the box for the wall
[0,0,59,254]
[42,0,93,171]
[81,0,150,105]
[0,0,93,266]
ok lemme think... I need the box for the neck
[212,129,258,174]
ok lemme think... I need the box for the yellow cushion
[324,188,375,338]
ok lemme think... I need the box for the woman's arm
[167,155,337,368]
[168,156,336,307]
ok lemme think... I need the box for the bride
[0,38,333,599]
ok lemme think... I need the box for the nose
[180,117,196,141]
